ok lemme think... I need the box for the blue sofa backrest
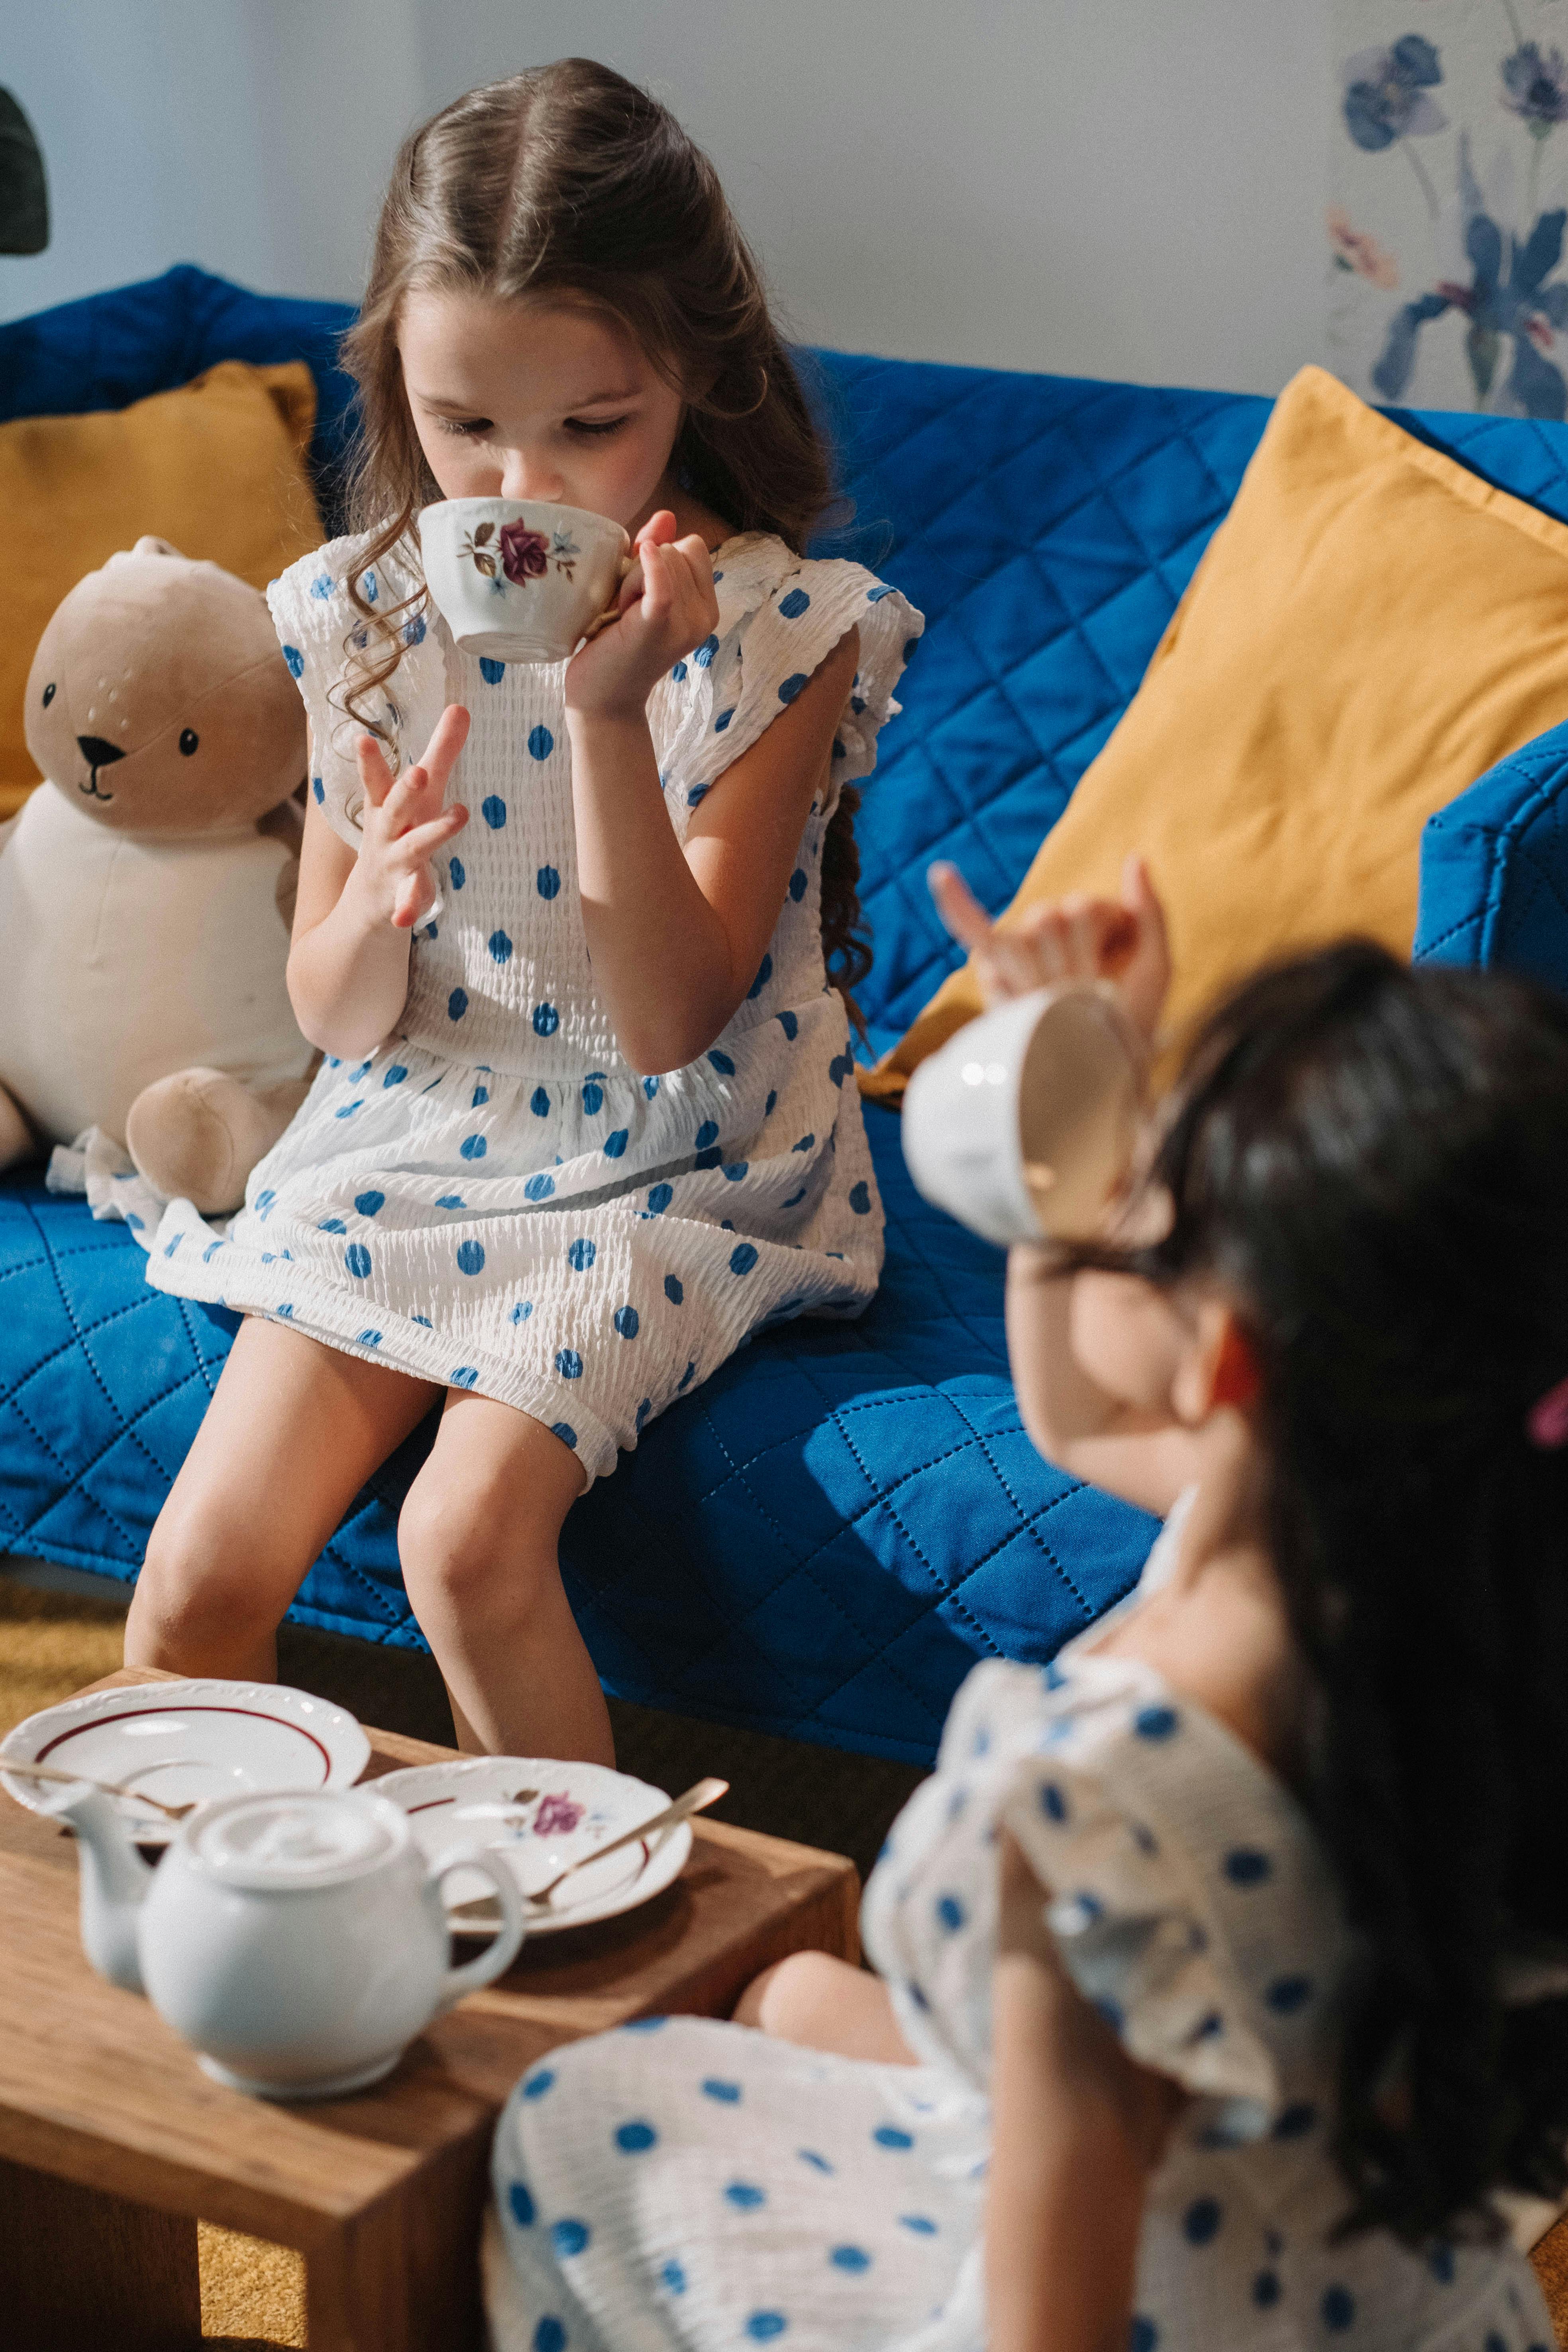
[10,265,1568,1046]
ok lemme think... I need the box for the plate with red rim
[373,1755,694,1936]
[0,1680,370,1840]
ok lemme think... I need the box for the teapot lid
[189,1789,406,1889]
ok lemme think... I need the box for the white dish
[373,1756,694,1937]
[0,1680,371,1841]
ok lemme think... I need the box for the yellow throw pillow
[0,360,324,816]
[861,364,1568,1101]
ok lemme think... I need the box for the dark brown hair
[337,57,871,1023]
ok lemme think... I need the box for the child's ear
[1171,1301,1261,1425]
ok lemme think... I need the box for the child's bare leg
[128,1317,440,1680]
[732,1951,918,2063]
[396,1394,612,1764]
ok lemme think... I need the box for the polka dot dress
[484,1505,1556,2350]
[144,530,921,1482]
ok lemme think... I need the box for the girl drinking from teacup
[482,875,1568,2350]
[129,60,921,1765]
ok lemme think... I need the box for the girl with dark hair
[129,59,921,1764]
[485,866,1566,2350]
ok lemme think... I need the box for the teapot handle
[427,1843,527,2006]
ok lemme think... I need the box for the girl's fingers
[928,860,995,952]
[420,702,471,791]
[389,808,467,866]
[634,508,679,551]
[355,732,396,809]
[390,869,429,931]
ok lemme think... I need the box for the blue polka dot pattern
[1427,2244,1454,2284]
[873,2126,913,2150]
[708,1049,736,1075]
[1266,1975,1313,2014]
[312,776,324,803]
[778,587,811,620]
[550,2218,589,2257]
[899,2214,937,2235]
[1129,2322,1158,2352]
[525,1173,555,1202]
[479,657,505,685]
[662,2259,686,2294]
[383,1065,407,1087]
[355,1190,385,1217]
[345,1243,371,1279]
[671,660,688,682]
[357,1329,382,1346]
[936,1894,965,1933]
[522,2069,554,2099]
[1321,2285,1355,2331]
[604,1129,628,1158]
[567,1239,596,1273]
[551,1422,577,1448]
[533,1002,559,1037]
[615,2119,658,2152]
[448,857,466,890]
[1252,2272,1281,2309]
[714,707,734,732]
[528,725,554,760]
[472,1085,489,1107]
[508,2180,535,2227]
[1040,1781,1068,1822]
[1183,2198,1221,2246]
[489,929,513,964]
[283,644,303,678]
[778,672,808,703]
[777,1010,798,1041]
[726,2181,766,2209]
[665,1275,684,1304]
[481,795,507,829]
[459,1134,487,1161]
[730,1243,759,1276]
[456,1241,485,1276]
[849,1181,872,1214]
[448,988,468,1021]
[797,2150,834,2174]
[530,1088,550,1117]
[402,613,426,646]
[694,634,719,668]
[1134,1705,1179,1741]
[748,955,773,999]
[1224,1848,1272,1887]
[537,865,560,899]
[744,2319,785,2344]
[866,583,894,603]
[830,2245,870,2272]
[1273,2102,1317,2140]
[701,2077,742,2103]
[556,1349,583,1380]
[534,2323,565,2352]
[789,868,807,901]
[451,1366,479,1390]
[614,1306,640,1339]
[647,1183,672,1215]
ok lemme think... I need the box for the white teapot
[46,1779,526,2099]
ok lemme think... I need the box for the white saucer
[0,1680,370,1840]
[374,1756,694,1937]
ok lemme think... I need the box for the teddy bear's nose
[77,734,126,768]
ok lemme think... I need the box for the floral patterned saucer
[372,1757,694,1937]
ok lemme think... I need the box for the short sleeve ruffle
[266,532,438,852]
[861,1655,1350,2151]
[651,534,922,818]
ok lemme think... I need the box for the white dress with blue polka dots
[143,529,920,1482]
[483,1505,1555,2350]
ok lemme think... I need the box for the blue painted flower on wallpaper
[1501,41,1568,138]
[1342,36,1447,151]
[1371,137,1568,418]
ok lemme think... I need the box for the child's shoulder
[269,528,422,631]
[709,530,908,630]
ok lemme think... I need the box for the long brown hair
[338,57,871,1024]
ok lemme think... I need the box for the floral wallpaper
[1329,0,1568,415]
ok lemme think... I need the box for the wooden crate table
[0,1666,860,2352]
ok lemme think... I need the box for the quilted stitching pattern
[1414,719,1568,990]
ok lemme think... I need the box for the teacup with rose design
[417,497,632,664]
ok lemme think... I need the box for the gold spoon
[0,1755,195,1821]
[524,1775,729,1909]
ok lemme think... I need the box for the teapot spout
[40,1781,154,1994]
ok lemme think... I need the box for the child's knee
[733,1949,862,2037]
[139,1491,281,1642]
[397,1468,559,1614]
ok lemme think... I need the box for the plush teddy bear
[0,537,316,1215]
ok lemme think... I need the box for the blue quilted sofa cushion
[6,269,1568,1763]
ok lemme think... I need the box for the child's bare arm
[288,706,470,1058]
[988,1832,1182,2352]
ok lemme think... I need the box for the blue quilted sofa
[5,267,1568,1765]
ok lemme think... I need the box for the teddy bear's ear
[130,536,182,559]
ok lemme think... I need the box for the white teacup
[418,497,632,664]
[901,984,1147,1248]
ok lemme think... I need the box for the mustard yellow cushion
[0,360,324,816]
[861,365,1568,1101]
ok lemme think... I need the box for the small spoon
[527,1775,728,1910]
[0,1755,196,1821]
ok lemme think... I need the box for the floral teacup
[418,497,632,664]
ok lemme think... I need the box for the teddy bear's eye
[41,682,55,707]
[179,729,198,756]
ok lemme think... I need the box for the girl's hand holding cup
[928,852,1172,1044]
[564,508,720,722]
[349,703,471,932]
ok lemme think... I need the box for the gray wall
[1,1,1328,395]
